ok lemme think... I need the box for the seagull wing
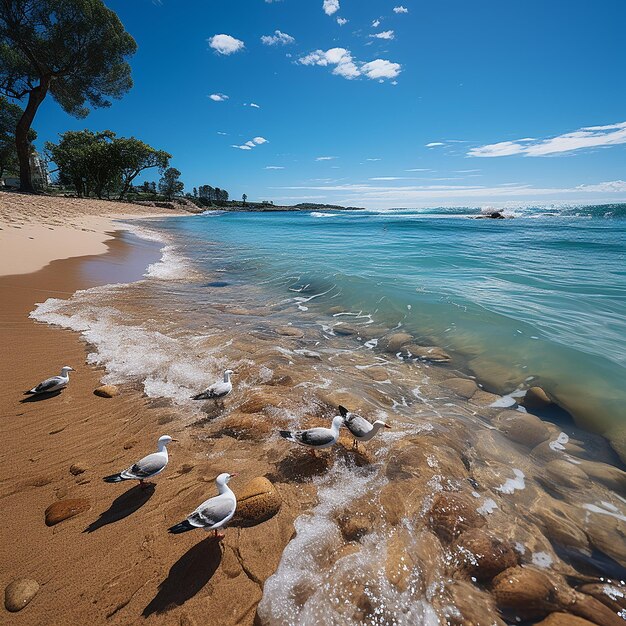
[193,380,231,400]
[297,427,335,447]
[33,376,64,393]
[188,495,235,529]
[121,452,166,479]
[344,414,373,438]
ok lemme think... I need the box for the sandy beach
[1,193,625,626]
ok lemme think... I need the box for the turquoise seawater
[155,204,626,441]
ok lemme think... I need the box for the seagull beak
[384,424,392,429]
[171,438,179,442]
[230,472,238,477]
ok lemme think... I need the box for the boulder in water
[441,378,478,399]
[523,386,553,409]
[383,333,413,352]
[231,477,281,526]
[428,492,486,542]
[453,528,518,581]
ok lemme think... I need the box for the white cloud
[370,30,394,40]
[406,168,432,171]
[323,0,339,15]
[426,142,445,147]
[372,19,381,27]
[299,48,401,81]
[265,166,285,170]
[209,34,244,55]
[366,158,382,161]
[232,136,269,151]
[217,131,228,135]
[244,102,261,108]
[469,121,626,157]
[337,17,348,25]
[361,59,401,80]
[272,179,626,208]
[393,5,408,13]
[209,93,229,102]
[316,156,337,161]
[261,30,295,46]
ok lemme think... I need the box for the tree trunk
[15,77,50,193]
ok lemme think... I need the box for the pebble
[441,378,478,399]
[232,477,281,526]
[275,326,304,338]
[428,492,486,542]
[383,333,413,352]
[69,463,88,476]
[94,384,119,398]
[4,579,39,612]
[45,498,90,526]
[453,528,518,581]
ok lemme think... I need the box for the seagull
[25,366,74,395]
[279,415,344,456]
[103,435,175,488]
[338,405,391,450]
[192,369,234,400]
[168,472,237,539]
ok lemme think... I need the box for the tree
[0,95,35,179]
[242,193,247,205]
[193,187,198,197]
[159,167,184,200]
[113,137,170,200]
[0,0,137,192]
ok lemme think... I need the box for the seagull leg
[139,479,150,489]
[214,529,225,540]
[309,449,317,458]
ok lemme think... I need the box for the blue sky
[33,0,626,208]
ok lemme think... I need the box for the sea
[31,202,626,623]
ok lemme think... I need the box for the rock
[328,306,346,315]
[523,386,552,409]
[577,460,626,493]
[231,477,281,526]
[364,367,390,382]
[44,498,90,526]
[94,384,119,398]
[338,513,370,542]
[577,584,626,613]
[238,391,282,414]
[383,333,413,353]
[276,326,304,338]
[453,528,518,581]
[333,324,358,336]
[406,345,451,363]
[495,412,551,447]
[69,463,88,476]
[428,492,486,542]
[542,460,589,489]
[535,615,597,626]
[4,579,39,612]
[491,566,625,625]
[441,378,478,399]
[123,440,137,450]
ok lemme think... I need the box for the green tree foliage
[197,184,229,203]
[242,193,247,205]
[0,95,35,178]
[0,0,137,192]
[46,129,169,199]
[158,167,184,200]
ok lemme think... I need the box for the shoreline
[1,194,625,624]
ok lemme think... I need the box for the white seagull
[168,472,237,539]
[279,415,344,456]
[26,366,74,395]
[192,369,234,400]
[104,435,175,488]
[338,405,391,450]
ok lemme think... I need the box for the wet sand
[1,194,626,625]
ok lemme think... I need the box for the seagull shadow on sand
[142,537,222,616]
[268,449,334,483]
[20,390,63,403]
[83,483,155,533]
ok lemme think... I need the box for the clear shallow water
[153,204,626,444]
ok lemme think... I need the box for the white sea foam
[496,469,525,494]
[145,245,191,280]
[310,211,336,218]
[30,288,225,405]
[531,552,553,569]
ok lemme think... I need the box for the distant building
[0,150,50,188]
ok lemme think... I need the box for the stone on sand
[69,463,88,476]
[94,384,119,398]
[232,477,281,526]
[45,498,90,526]
[523,386,553,409]
[4,579,39,612]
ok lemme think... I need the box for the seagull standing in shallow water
[192,369,233,400]
[103,435,175,488]
[338,405,391,450]
[25,366,74,395]
[168,473,237,539]
[279,415,344,456]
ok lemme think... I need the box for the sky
[32,0,626,208]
